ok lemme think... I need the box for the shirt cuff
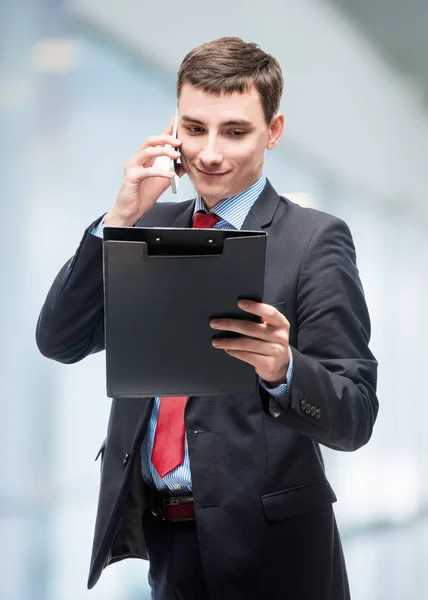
[91,214,107,239]
[260,348,293,417]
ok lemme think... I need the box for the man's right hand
[103,119,182,227]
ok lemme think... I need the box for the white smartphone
[169,108,180,194]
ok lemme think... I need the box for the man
[36,37,378,600]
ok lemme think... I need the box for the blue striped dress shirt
[92,173,293,494]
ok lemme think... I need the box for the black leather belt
[146,487,195,522]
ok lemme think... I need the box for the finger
[143,166,176,179]
[213,336,282,357]
[124,166,175,183]
[127,146,181,169]
[238,300,287,327]
[139,135,182,151]
[210,318,288,345]
[211,318,269,340]
[223,349,265,369]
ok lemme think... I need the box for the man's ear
[267,113,284,150]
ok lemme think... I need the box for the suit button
[300,400,307,411]
[122,453,130,465]
[305,404,312,415]
[315,409,321,420]
[310,406,317,417]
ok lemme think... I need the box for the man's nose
[199,139,223,165]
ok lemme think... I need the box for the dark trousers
[142,510,210,600]
[142,505,350,600]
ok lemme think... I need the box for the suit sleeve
[261,216,378,452]
[35,217,105,364]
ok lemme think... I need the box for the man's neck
[201,173,264,211]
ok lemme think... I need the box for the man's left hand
[210,300,290,387]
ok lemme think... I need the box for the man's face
[177,83,283,207]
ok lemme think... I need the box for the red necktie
[151,210,221,478]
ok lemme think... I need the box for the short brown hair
[177,37,284,124]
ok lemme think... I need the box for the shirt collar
[194,173,267,230]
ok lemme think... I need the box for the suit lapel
[171,199,195,228]
[241,179,282,232]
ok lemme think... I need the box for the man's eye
[229,130,246,137]
[185,126,204,134]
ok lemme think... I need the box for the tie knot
[193,211,221,229]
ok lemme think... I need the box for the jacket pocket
[261,479,337,522]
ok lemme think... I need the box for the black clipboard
[103,226,267,398]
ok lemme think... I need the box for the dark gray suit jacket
[36,180,378,600]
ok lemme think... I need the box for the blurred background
[1,0,427,598]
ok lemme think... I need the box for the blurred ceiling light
[31,38,78,73]
[282,192,319,209]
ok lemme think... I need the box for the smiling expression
[177,83,284,208]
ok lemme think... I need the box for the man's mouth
[196,167,229,179]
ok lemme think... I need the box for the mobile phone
[169,109,180,194]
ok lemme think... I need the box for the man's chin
[194,183,229,202]
[190,176,226,197]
